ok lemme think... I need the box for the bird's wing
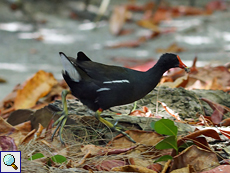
[76,60,137,81]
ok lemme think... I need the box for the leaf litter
[0,56,229,172]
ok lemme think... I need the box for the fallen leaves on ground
[156,43,186,53]
[0,57,229,172]
[107,0,219,48]
[109,5,130,36]
[171,145,219,172]
[14,70,57,109]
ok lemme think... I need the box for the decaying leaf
[158,101,181,121]
[108,130,163,148]
[0,136,17,151]
[156,43,185,53]
[136,20,159,32]
[129,106,154,117]
[171,145,219,172]
[14,70,58,109]
[84,160,126,171]
[170,164,194,173]
[186,65,230,91]
[112,165,158,173]
[201,98,229,124]
[109,5,129,35]
[200,165,230,173]
[0,116,32,146]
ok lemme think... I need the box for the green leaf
[156,136,178,151]
[150,121,156,130]
[28,153,44,160]
[154,155,173,163]
[51,155,67,164]
[153,119,178,136]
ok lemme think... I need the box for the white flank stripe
[96,88,111,92]
[103,80,130,84]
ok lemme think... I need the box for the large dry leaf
[81,144,137,157]
[108,130,163,148]
[156,43,185,53]
[170,164,194,173]
[186,65,230,91]
[200,165,230,173]
[112,165,157,173]
[177,129,221,147]
[136,20,159,32]
[201,98,229,124]
[0,136,17,151]
[84,160,126,171]
[14,70,57,109]
[109,5,128,35]
[0,116,32,146]
[171,145,219,172]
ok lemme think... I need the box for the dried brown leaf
[171,145,219,172]
[14,70,58,109]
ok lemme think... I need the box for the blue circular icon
[3,154,15,166]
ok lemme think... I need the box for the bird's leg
[95,108,136,143]
[51,89,71,144]
[130,101,137,114]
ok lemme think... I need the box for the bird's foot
[51,89,71,145]
[51,111,68,145]
[95,109,136,143]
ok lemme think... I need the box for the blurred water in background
[0,0,230,100]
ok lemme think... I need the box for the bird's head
[159,53,190,72]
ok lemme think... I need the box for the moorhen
[52,52,189,144]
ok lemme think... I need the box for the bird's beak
[177,55,190,73]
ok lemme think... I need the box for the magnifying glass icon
[3,154,18,170]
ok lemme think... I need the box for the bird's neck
[145,61,168,87]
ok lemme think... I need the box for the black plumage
[53,51,189,144]
[61,52,188,111]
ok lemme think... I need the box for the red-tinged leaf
[0,136,17,151]
[201,98,228,124]
[146,163,162,172]
[105,39,143,48]
[156,43,185,53]
[190,56,199,74]
[108,130,163,148]
[220,118,230,126]
[81,144,138,157]
[109,5,127,35]
[112,165,159,172]
[129,106,154,117]
[198,115,213,126]
[171,6,205,16]
[126,4,145,11]
[136,20,159,32]
[158,101,181,121]
[98,145,138,156]
[171,145,219,172]
[95,160,126,171]
[200,165,230,173]
[126,1,155,12]
[219,129,230,140]
[192,136,210,150]
[177,129,221,147]
[14,70,57,109]
[205,0,227,12]
[152,8,171,24]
